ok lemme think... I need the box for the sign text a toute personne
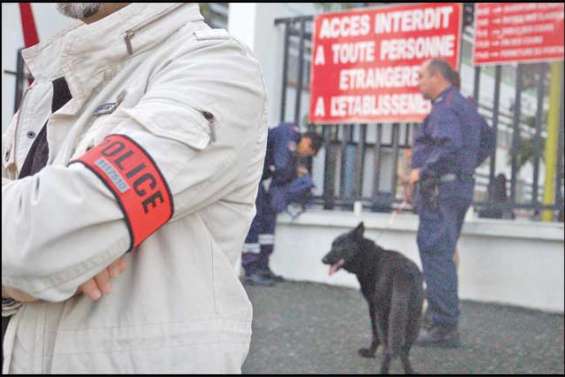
[309,3,462,125]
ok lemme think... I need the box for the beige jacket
[2,3,267,373]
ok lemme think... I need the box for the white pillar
[228,3,316,128]
[227,3,257,51]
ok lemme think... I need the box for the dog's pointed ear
[354,222,365,239]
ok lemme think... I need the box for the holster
[417,176,439,209]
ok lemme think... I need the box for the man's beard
[56,3,101,20]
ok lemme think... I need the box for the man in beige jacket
[2,3,267,373]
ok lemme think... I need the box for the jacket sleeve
[476,115,495,168]
[410,122,427,169]
[420,107,463,179]
[271,129,296,185]
[2,36,266,302]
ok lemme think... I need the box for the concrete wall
[270,209,564,313]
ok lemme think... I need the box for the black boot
[244,272,275,287]
[414,324,461,348]
[259,266,285,282]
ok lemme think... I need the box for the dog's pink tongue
[328,259,345,276]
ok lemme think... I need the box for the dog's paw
[358,348,376,358]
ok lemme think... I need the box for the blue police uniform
[242,122,301,276]
[412,85,487,328]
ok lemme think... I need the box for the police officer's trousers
[416,187,472,328]
[242,182,277,275]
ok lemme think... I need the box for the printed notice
[473,3,564,66]
[309,3,462,124]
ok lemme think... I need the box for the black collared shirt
[18,77,72,178]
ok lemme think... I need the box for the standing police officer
[242,122,322,286]
[410,59,494,348]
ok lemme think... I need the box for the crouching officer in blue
[410,59,495,347]
[242,123,323,286]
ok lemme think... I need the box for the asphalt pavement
[241,280,564,374]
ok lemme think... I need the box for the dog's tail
[388,273,413,357]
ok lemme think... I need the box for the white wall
[271,210,564,313]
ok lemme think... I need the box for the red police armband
[70,134,174,251]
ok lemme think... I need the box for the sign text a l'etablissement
[309,3,462,124]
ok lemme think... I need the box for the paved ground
[241,280,564,374]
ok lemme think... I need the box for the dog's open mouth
[328,259,345,276]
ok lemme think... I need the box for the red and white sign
[309,3,462,125]
[473,3,564,66]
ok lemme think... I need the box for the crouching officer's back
[410,59,494,348]
[241,123,322,286]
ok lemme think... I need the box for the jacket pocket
[120,104,215,151]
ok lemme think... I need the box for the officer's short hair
[449,70,461,89]
[427,59,458,86]
[301,131,323,154]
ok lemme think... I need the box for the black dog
[322,222,423,374]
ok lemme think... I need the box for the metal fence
[274,8,564,221]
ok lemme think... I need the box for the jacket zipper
[123,4,185,55]
[202,111,216,143]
